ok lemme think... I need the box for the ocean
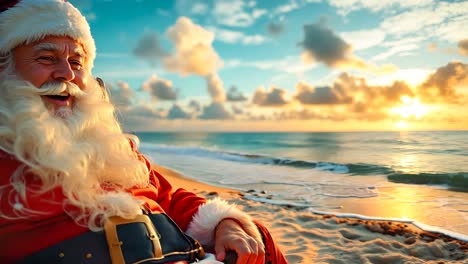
[135,131,468,240]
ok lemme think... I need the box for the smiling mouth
[46,94,70,101]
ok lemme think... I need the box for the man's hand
[214,219,265,264]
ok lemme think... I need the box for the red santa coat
[0,149,207,263]
[0,149,287,264]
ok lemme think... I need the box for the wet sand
[155,164,468,263]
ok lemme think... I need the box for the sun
[391,96,428,119]
[395,120,408,130]
[390,96,429,130]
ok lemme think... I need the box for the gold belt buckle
[104,214,163,264]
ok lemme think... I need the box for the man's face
[12,36,89,113]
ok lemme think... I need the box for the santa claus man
[0,0,286,263]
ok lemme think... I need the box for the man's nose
[52,60,75,82]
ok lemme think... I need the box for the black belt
[18,213,205,264]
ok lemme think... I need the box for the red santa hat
[0,0,96,69]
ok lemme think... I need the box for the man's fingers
[235,237,265,264]
[215,244,226,261]
[245,237,264,264]
[224,251,238,264]
[253,239,265,264]
[214,219,265,264]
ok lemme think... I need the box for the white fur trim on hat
[0,0,96,69]
[186,198,263,248]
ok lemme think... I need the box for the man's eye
[37,56,55,63]
[70,60,83,70]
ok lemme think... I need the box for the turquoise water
[136,131,468,237]
[136,131,468,190]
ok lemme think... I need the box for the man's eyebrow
[33,42,58,52]
[33,42,85,57]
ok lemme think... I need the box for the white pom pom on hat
[0,0,96,70]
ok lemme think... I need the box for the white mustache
[38,81,87,98]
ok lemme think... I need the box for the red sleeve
[254,220,288,264]
[129,149,206,231]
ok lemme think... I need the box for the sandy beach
[154,164,468,264]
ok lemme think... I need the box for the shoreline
[154,164,468,263]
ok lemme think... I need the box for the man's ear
[96,77,105,88]
[96,77,110,101]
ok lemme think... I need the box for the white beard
[0,75,149,230]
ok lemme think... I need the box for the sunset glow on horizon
[70,0,468,132]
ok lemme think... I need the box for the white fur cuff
[186,198,263,248]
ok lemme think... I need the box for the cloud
[141,75,178,101]
[340,29,386,51]
[206,74,226,102]
[368,36,425,61]
[188,100,202,112]
[164,17,223,76]
[332,1,467,60]
[381,7,442,37]
[275,109,341,121]
[299,22,368,70]
[380,2,468,42]
[167,104,192,119]
[226,86,248,102]
[175,0,210,15]
[272,0,321,16]
[294,82,353,105]
[458,39,468,56]
[156,8,171,17]
[120,63,466,124]
[267,22,285,36]
[163,17,227,103]
[419,61,468,103]
[231,105,244,115]
[107,81,135,108]
[117,104,165,131]
[133,32,167,64]
[148,62,463,123]
[123,105,164,119]
[427,43,438,52]
[328,0,434,15]
[175,0,267,27]
[283,73,415,121]
[434,12,468,43]
[252,86,289,106]
[199,102,233,119]
[365,68,432,87]
[333,73,413,106]
[275,62,468,121]
[191,3,209,14]
[213,0,267,27]
[84,12,96,22]
[272,1,299,15]
[372,43,419,61]
[209,27,267,45]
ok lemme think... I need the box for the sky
[69,0,468,132]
